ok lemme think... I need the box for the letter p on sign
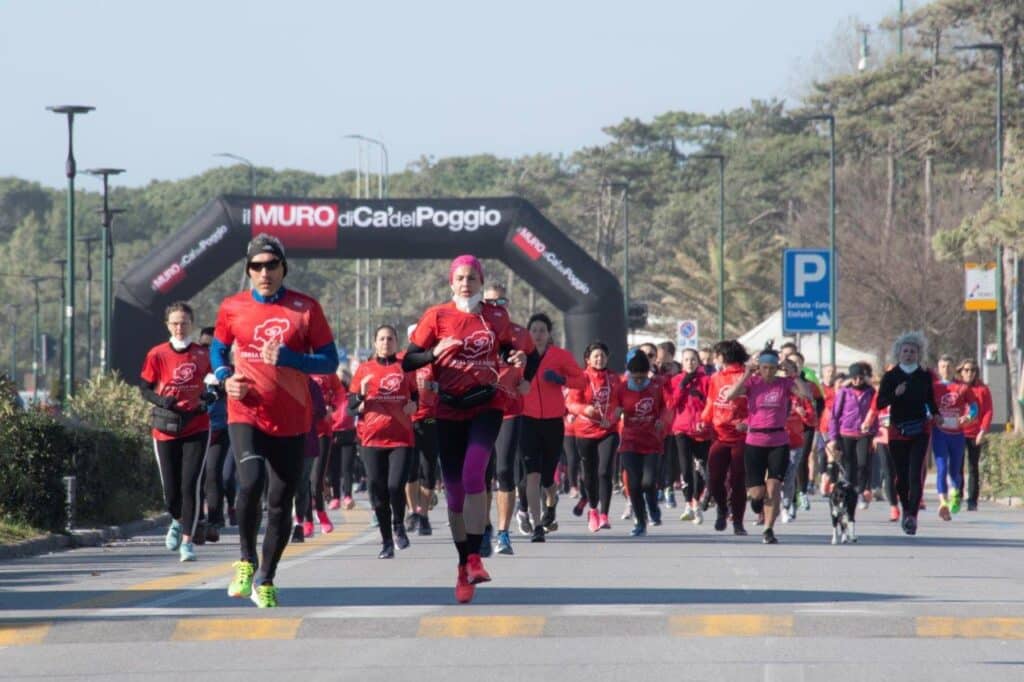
[794,254,826,297]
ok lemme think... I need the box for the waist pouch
[150,405,188,435]
[895,418,926,438]
[748,427,784,434]
[439,385,497,410]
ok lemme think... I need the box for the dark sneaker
[540,506,558,532]
[572,498,587,517]
[762,528,778,544]
[903,515,917,536]
[418,515,433,536]
[405,514,420,532]
[733,523,748,536]
[530,526,546,543]
[206,525,220,543]
[479,525,494,558]
[192,522,207,546]
[291,525,304,543]
[714,506,728,532]
[394,526,410,550]
[378,541,395,559]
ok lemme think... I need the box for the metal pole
[995,47,1004,364]
[64,124,77,400]
[898,0,904,56]
[828,115,837,368]
[54,259,66,400]
[977,311,983,363]
[7,306,16,384]
[623,185,630,319]
[78,236,98,378]
[717,157,725,339]
[31,279,40,399]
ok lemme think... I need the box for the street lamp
[52,258,67,402]
[6,304,19,386]
[84,167,125,374]
[29,277,42,399]
[800,113,837,368]
[77,234,100,378]
[342,134,389,197]
[954,42,1005,363]
[684,154,726,339]
[47,104,94,401]
[213,153,256,196]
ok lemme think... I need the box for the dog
[828,462,856,545]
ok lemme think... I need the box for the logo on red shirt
[715,384,735,405]
[459,330,494,361]
[171,362,197,386]
[378,373,404,395]
[634,396,655,417]
[251,317,291,353]
[940,392,959,409]
[248,202,338,250]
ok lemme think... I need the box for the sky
[1,0,906,189]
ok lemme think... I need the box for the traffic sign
[677,320,699,350]
[783,249,832,333]
[964,262,997,311]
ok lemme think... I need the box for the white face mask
[452,292,483,312]
[169,336,191,351]
[898,362,919,374]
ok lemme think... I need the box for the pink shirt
[744,375,795,447]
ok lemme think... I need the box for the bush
[68,371,151,438]
[981,432,1024,500]
[0,406,71,531]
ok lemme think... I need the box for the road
[1,486,1023,681]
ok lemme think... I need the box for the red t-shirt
[409,301,535,421]
[616,381,668,454]
[330,380,356,432]
[213,289,334,437]
[933,380,975,435]
[140,342,212,442]
[566,367,621,440]
[351,357,416,447]
[411,364,439,422]
[699,364,749,444]
[311,373,344,438]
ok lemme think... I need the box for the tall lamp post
[686,154,726,339]
[29,278,42,399]
[213,153,256,196]
[77,234,100,378]
[47,105,93,401]
[84,168,125,374]
[801,114,837,368]
[52,259,67,401]
[954,42,1005,364]
[6,304,19,385]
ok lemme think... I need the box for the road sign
[677,320,699,350]
[783,249,832,334]
[964,261,997,311]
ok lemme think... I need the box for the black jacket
[877,366,938,426]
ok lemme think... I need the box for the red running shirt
[699,364,749,444]
[566,367,622,440]
[616,381,668,454]
[140,342,212,442]
[330,380,356,432]
[311,373,344,438]
[351,358,416,447]
[213,289,334,437]
[409,301,535,421]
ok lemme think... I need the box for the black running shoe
[405,513,420,532]
[762,528,778,544]
[291,525,304,543]
[903,515,917,536]
[541,505,558,532]
[378,542,395,559]
[733,523,748,536]
[394,526,410,550]
[418,515,433,536]
[192,522,207,546]
[530,526,546,543]
[714,506,728,532]
[572,498,587,517]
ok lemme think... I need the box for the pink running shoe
[599,513,611,530]
[328,498,341,510]
[588,508,601,533]
[302,520,314,538]
[316,510,334,533]
[342,496,355,510]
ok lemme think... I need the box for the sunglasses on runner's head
[248,259,282,273]
[484,296,508,306]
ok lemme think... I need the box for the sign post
[965,261,997,363]
[677,320,699,352]
[783,249,833,336]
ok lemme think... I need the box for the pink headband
[449,255,484,285]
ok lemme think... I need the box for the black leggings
[494,416,522,492]
[576,433,618,514]
[837,436,872,521]
[564,435,581,490]
[414,420,439,490]
[334,429,357,498]
[877,443,896,505]
[960,438,983,505]
[154,431,209,537]
[794,426,816,500]
[518,417,564,488]
[309,435,330,512]
[676,435,710,503]
[620,451,659,526]
[203,428,230,527]
[661,435,680,489]
[360,446,413,542]
[229,424,304,584]
[889,434,928,518]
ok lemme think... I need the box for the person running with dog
[722,342,811,544]
[826,362,877,542]
[402,255,538,603]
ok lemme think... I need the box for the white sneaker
[831,527,841,545]
[678,507,695,522]
[847,522,858,543]
[621,503,633,520]
[693,507,703,525]
[781,508,793,524]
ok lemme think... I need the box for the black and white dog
[828,462,857,545]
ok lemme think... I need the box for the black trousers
[414,419,440,490]
[889,434,928,518]
[333,429,358,498]
[154,431,209,536]
[576,433,618,514]
[676,435,710,504]
[960,438,984,505]
[202,428,230,527]
[620,451,659,527]
[360,446,413,542]
[660,435,680,488]
[494,416,522,492]
[229,424,305,584]
[838,436,872,521]
[518,417,565,488]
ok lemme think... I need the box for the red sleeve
[213,299,234,346]
[501,318,535,354]
[306,299,334,350]
[140,348,159,384]
[565,385,590,416]
[978,385,994,432]
[700,376,716,423]
[352,364,369,395]
[410,308,438,349]
[561,350,586,389]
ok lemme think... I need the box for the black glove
[543,369,566,385]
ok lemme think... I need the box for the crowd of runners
[138,234,994,607]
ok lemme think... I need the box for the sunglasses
[960,367,978,373]
[484,296,508,306]
[248,259,282,273]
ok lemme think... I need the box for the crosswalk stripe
[917,617,1024,639]
[0,623,50,646]
[417,616,546,638]
[669,614,794,637]
[171,618,302,641]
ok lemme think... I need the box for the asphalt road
[1,486,1023,681]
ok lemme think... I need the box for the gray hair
[892,331,928,362]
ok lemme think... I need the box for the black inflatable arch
[112,195,627,379]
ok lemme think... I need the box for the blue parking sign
[783,249,833,333]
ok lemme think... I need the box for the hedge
[981,432,1024,500]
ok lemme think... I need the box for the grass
[0,518,45,545]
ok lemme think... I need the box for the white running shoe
[621,502,633,520]
[693,507,703,525]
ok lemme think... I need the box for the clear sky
[1,0,905,189]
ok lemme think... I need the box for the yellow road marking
[171,617,301,641]
[63,509,370,610]
[0,623,50,646]
[417,616,546,638]
[917,617,1024,639]
[670,614,794,637]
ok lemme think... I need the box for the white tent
[738,310,880,373]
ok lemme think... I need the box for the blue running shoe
[496,530,513,555]
[630,524,647,537]
[179,541,196,562]
[165,520,182,551]
[479,525,494,558]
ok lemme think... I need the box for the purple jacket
[828,385,876,442]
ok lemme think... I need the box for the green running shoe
[950,489,963,514]
[250,583,278,608]
[165,520,182,551]
[227,560,254,598]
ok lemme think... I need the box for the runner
[212,234,339,607]
[932,356,977,521]
[196,326,228,543]
[406,324,440,538]
[293,377,327,543]
[518,312,585,542]
[140,302,212,562]
[329,367,359,510]
[402,255,537,603]
[698,340,750,535]
[670,348,711,524]
[788,351,824,512]
[350,325,417,557]
[780,358,812,524]
[616,349,670,536]
[876,332,940,536]
[957,359,992,511]
[722,343,811,544]
[827,362,878,542]
[310,371,343,533]
[566,340,622,532]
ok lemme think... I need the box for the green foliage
[68,370,150,438]
[0,408,70,532]
[981,432,1024,499]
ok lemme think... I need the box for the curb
[0,513,171,561]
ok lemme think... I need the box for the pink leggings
[436,410,504,513]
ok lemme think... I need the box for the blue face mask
[628,376,650,391]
